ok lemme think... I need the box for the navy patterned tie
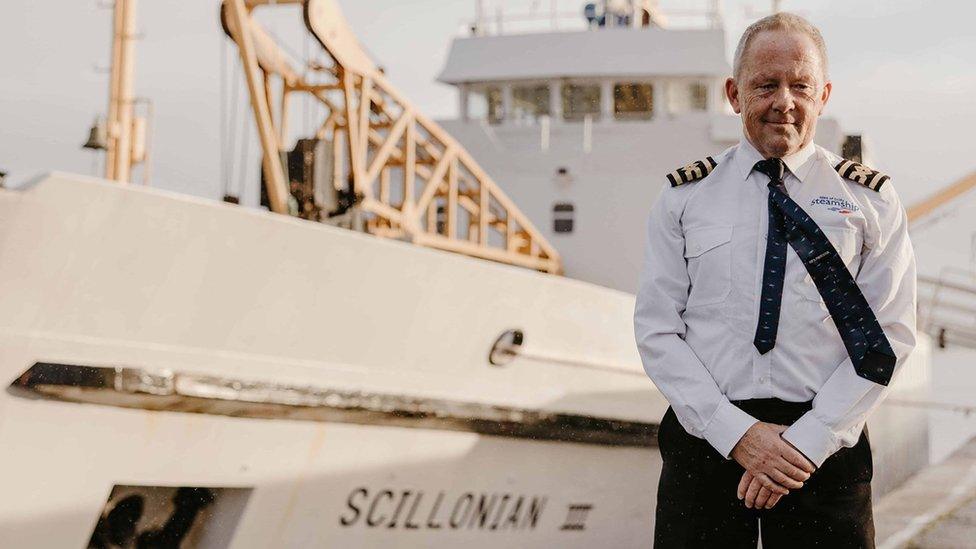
[754,159,789,355]
[752,158,896,386]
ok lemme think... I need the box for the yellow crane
[220,0,562,274]
[93,0,561,275]
[907,171,976,225]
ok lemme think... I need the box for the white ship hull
[2,360,658,547]
[0,173,929,547]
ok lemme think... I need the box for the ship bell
[82,119,107,150]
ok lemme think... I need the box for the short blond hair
[733,12,829,82]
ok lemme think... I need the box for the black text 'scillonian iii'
[634,11,916,549]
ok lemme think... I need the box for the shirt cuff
[781,411,839,468]
[702,399,759,459]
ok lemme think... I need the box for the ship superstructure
[437,1,858,293]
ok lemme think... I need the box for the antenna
[711,0,724,29]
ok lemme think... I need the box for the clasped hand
[730,422,816,509]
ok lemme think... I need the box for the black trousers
[654,399,874,548]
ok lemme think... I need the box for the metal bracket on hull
[10,362,657,448]
[488,328,647,377]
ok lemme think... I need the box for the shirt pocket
[799,226,861,304]
[684,225,733,308]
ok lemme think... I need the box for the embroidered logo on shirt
[810,196,860,215]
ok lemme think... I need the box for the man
[633,13,916,548]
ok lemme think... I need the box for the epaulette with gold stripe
[834,159,889,192]
[666,157,718,187]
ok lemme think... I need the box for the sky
[1,0,975,208]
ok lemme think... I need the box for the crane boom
[221,0,562,274]
[907,171,976,225]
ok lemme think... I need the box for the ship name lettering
[559,503,593,531]
[339,487,548,532]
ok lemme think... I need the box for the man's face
[726,30,832,158]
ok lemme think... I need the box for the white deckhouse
[437,1,858,293]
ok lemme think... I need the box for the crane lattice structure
[221,0,562,274]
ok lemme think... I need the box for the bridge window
[561,83,601,122]
[553,202,575,233]
[614,83,654,120]
[512,84,550,122]
[842,135,863,163]
[669,81,709,113]
[689,82,708,111]
[467,86,504,124]
[486,86,504,124]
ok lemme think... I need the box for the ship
[0,1,936,547]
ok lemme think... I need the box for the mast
[105,0,138,183]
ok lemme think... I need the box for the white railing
[461,0,722,37]
[918,267,976,350]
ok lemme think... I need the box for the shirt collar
[733,136,818,183]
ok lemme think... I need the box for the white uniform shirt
[633,138,917,467]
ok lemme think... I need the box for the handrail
[918,274,976,296]
[886,398,976,417]
[463,1,722,37]
[917,269,976,349]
